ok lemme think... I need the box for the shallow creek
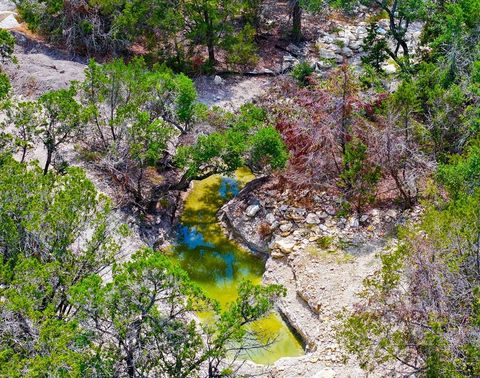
[170,168,304,364]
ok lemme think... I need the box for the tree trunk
[21,146,27,163]
[204,10,215,65]
[126,349,135,378]
[207,42,215,66]
[148,170,219,214]
[291,1,302,43]
[391,168,413,209]
[147,173,192,214]
[44,148,53,175]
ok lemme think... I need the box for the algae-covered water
[171,168,304,365]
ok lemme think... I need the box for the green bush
[291,61,314,86]
[0,29,15,63]
[0,72,10,100]
[225,24,259,71]
[15,0,126,54]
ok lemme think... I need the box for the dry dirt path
[7,32,271,107]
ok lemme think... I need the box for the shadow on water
[170,168,304,365]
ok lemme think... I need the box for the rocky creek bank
[219,176,422,377]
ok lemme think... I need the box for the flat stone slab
[0,13,19,29]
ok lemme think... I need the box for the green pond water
[170,168,304,365]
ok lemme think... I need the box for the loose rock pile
[281,15,423,77]
[220,180,422,377]
[220,182,421,260]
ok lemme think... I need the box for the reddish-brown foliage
[261,65,433,208]
[258,222,273,238]
[263,66,378,190]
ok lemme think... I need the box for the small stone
[271,250,284,259]
[286,43,303,56]
[341,47,354,57]
[245,204,260,217]
[335,54,344,64]
[319,224,329,232]
[334,37,350,47]
[322,35,334,44]
[318,48,337,60]
[383,63,397,74]
[317,211,328,220]
[343,30,355,41]
[348,217,360,228]
[271,236,297,254]
[356,26,368,35]
[385,209,398,220]
[349,40,362,50]
[314,367,336,378]
[0,1,16,11]
[306,213,321,224]
[315,60,334,71]
[360,214,369,223]
[330,44,342,53]
[266,213,276,225]
[377,27,387,35]
[213,75,224,85]
[284,55,297,63]
[279,223,293,233]
[282,60,295,72]
[325,206,336,216]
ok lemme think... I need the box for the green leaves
[249,125,289,169]
[0,158,287,376]
[0,155,116,274]
[227,280,285,324]
[361,22,389,72]
[339,139,480,376]
[69,247,285,377]
[438,143,480,199]
[291,61,314,86]
[17,0,262,69]
[0,29,15,63]
[0,72,10,100]
[339,138,381,213]
[0,157,120,377]
[175,73,198,124]
[176,104,288,181]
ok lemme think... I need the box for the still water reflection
[170,168,304,364]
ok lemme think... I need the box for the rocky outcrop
[218,176,273,254]
[267,14,424,103]
[220,177,422,377]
